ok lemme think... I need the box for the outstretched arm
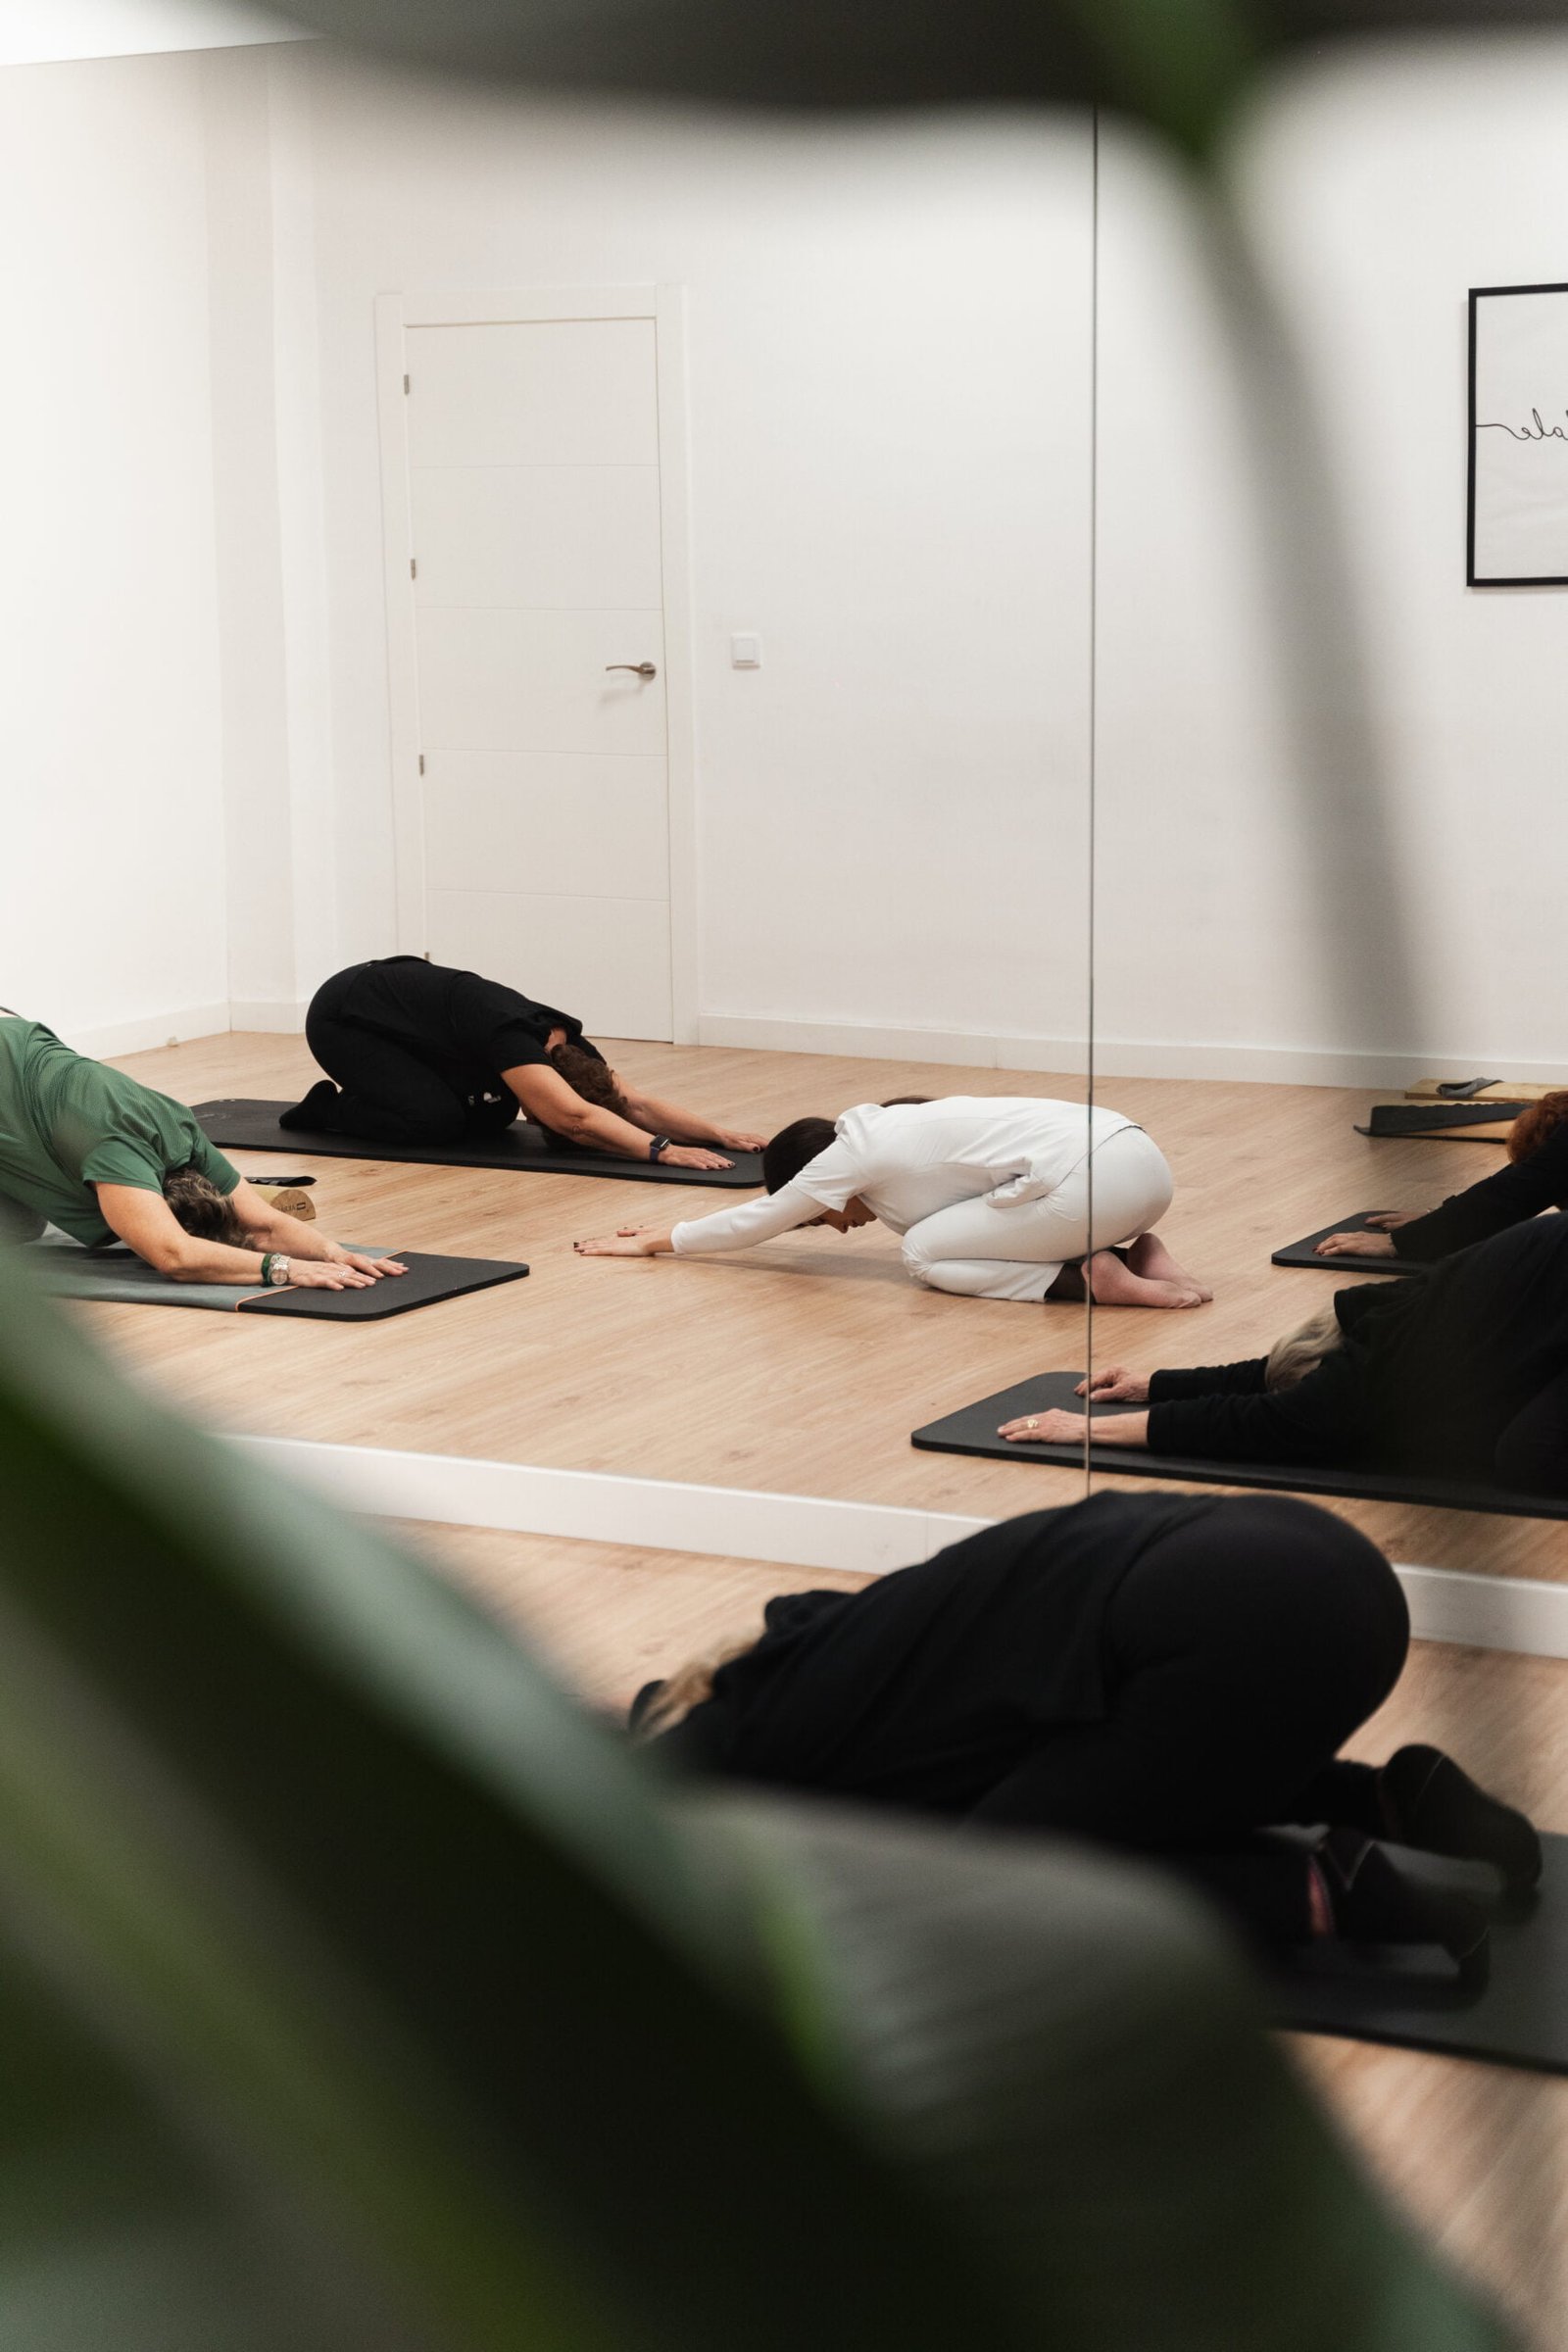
[575,1182,823,1260]
[616,1083,765,1152]
[96,1182,404,1288]
[1000,1408,1149,1447]
[504,1062,735,1169]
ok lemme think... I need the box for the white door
[401,315,673,1038]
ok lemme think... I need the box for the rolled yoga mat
[1271,1833,1568,2079]
[194,1100,762,1188]
[910,1371,1568,1523]
[24,1242,527,1320]
[1405,1077,1560,1103]
[1270,1214,1428,1275]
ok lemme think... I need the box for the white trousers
[899,1125,1175,1302]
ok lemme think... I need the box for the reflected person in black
[281,956,764,1170]
[633,1492,1540,1986]
[1003,1212,1568,1498]
[1317,1091,1568,1262]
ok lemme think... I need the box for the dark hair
[163,1165,247,1246]
[762,1117,837,1194]
[547,1038,631,1121]
[1508,1091,1568,1164]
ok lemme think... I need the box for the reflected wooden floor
[83,1029,1568,1587]
[399,1512,1568,2352]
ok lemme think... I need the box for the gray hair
[1265,1305,1345,1392]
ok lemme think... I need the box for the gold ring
[1026,1415,1039,1432]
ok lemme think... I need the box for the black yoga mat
[1270,1214,1427,1275]
[27,1243,526,1320]
[194,1100,762,1188]
[1272,1833,1568,2078]
[910,1372,1568,1522]
[1357,1102,1523,1142]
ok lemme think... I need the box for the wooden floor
[54,1026,1568,2345]
[84,1030,1568,1587]
[402,1512,1568,2351]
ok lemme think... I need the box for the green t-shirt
[0,1019,240,1249]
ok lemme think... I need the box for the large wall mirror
[20,30,1564,1638]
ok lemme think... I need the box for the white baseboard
[234,1434,1568,1662]
[228,1000,307,1034]
[696,1012,1568,1094]
[66,1003,234,1058]
[235,1435,982,1575]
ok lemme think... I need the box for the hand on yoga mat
[711,1127,768,1152]
[1000,1407,1088,1445]
[1315,1229,1398,1257]
[284,1255,400,1291]
[661,1145,736,1170]
[1364,1210,1418,1230]
[1075,1366,1151,1405]
[322,1247,407,1280]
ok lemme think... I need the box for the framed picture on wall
[1468,282,1568,586]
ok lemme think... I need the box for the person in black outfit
[634,1493,1539,1984]
[1004,1210,1568,1497]
[281,958,763,1170]
[1315,1090,1568,1262]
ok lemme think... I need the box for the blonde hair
[1265,1304,1345,1392]
[632,1630,759,1740]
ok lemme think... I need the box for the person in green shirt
[0,1017,403,1293]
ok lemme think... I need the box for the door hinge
[410,557,417,580]
[417,752,425,774]
[403,372,411,394]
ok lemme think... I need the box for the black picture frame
[1468,281,1568,588]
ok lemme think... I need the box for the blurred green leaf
[273,0,1568,154]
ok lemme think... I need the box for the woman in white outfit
[575,1097,1209,1306]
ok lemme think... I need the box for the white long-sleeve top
[670,1097,1140,1256]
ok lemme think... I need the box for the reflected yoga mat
[194,1100,762,1188]
[1357,1102,1523,1143]
[909,1371,1568,1522]
[1272,1833,1568,2078]
[24,1242,527,1320]
[1270,1214,1428,1275]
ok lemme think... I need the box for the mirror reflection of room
[6,10,1568,2345]
[6,33,1103,1510]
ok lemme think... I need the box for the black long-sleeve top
[642,1492,1218,1812]
[1391,1117,1568,1260]
[1146,1210,1568,1492]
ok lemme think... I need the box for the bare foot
[1125,1231,1212,1302]
[1085,1249,1204,1309]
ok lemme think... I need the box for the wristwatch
[647,1135,671,1162]
[262,1253,292,1287]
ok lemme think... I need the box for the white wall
[273,54,1096,1056]
[0,49,229,1053]
[246,35,1568,1083]
[12,34,1568,1077]
[1091,36,1568,1084]
[1232,39,1568,1075]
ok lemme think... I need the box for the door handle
[606,662,658,678]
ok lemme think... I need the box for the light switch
[730,632,761,668]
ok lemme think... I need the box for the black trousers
[303,967,516,1146]
[971,1497,1410,1945]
